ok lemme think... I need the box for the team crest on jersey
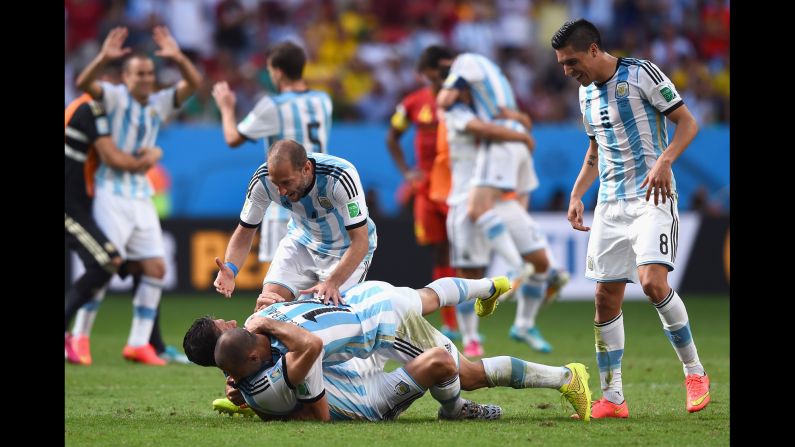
[587,256,594,271]
[241,199,252,216]
[318,196,334,210]
[394,381,410,396]
[297,383,310,396]
[270,367,283,382]
[615,82,629,99]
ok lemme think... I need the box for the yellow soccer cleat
[559,363,592,422]
[213,398,255,417]
[475,276,511,317]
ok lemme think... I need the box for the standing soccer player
[551,19,708,417]
[212,41,332,264]
[386,46,459,340]
[71,26,202,365]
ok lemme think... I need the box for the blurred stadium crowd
[65,0,729,126]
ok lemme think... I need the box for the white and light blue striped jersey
[239,153,377,260]
[236,355,325,417]
[580,58,682,202]
[237,90,333,155]
[443,53,517,121]
[245,281,403,366]
[444,103,479,205]
[94,81,178,199]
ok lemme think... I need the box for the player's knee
[640,280,668,302]
[143,260,167,279]
[428,347,457,377]
[527,254,549,273]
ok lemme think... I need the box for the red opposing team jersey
[390,87,439,175]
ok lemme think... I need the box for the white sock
[71,286,107,337]
[456,301,479,345]
[127,276,163,347]
[514,272,548,330]
[481,356,570,389]
[430,354,465,416]
[595,312,625,404]
[425,277,494,307]
[654,289,705,376]
[475,210,523,270]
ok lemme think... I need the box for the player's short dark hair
[417,45,454,71]
[183,316,221,367]
[268,139,308,170]
[551,19,603,52]
[122,53,153,73]
[267,41,306,80]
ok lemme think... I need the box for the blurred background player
[442,87,536,357]
[65,93,162,364]
[552,19,709,418]
[437,49,557,353]
[386,45,459,340]
[212,40,332,266]
[70,25,202,365]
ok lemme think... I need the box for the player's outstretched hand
[226,376,246,406]
[100,27,132,61]
[213,257,236,298]
[300,282,344,306]
[254,292,286,312]
[211,82,237,111]
[153,26,182,60]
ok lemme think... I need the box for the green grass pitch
[66,294,729,446]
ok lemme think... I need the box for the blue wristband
[224,261,239,277]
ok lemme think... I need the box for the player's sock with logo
[456,301,479,345]
[127,276,163,346]
[654,289,705,376]
[426,277,495,307]
[481,356,570,389]
[72,286,108,337]
[65,267,112,331]
[514,273,548,331]
[475,210,523,270]
[595,312,625,404]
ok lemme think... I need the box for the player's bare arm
[464,119,535,152]
[299,223,369,306]
[152,26,202,106]
[568,139,599,232]
[212,81,247,147]
[641,104,699,205]
[94,138,162,173]
[213,224,257,298]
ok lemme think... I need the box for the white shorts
[325,358,426,421]
[585,196,680,283]
[493,200,548,255]
[258,203,290,262]
[473,140,536,193]
[92,188,164,260]
[264,237,370,298]
[447,201,490,268]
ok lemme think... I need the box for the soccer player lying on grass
[185,276,593,421]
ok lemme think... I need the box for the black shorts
[64,209,119,270]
